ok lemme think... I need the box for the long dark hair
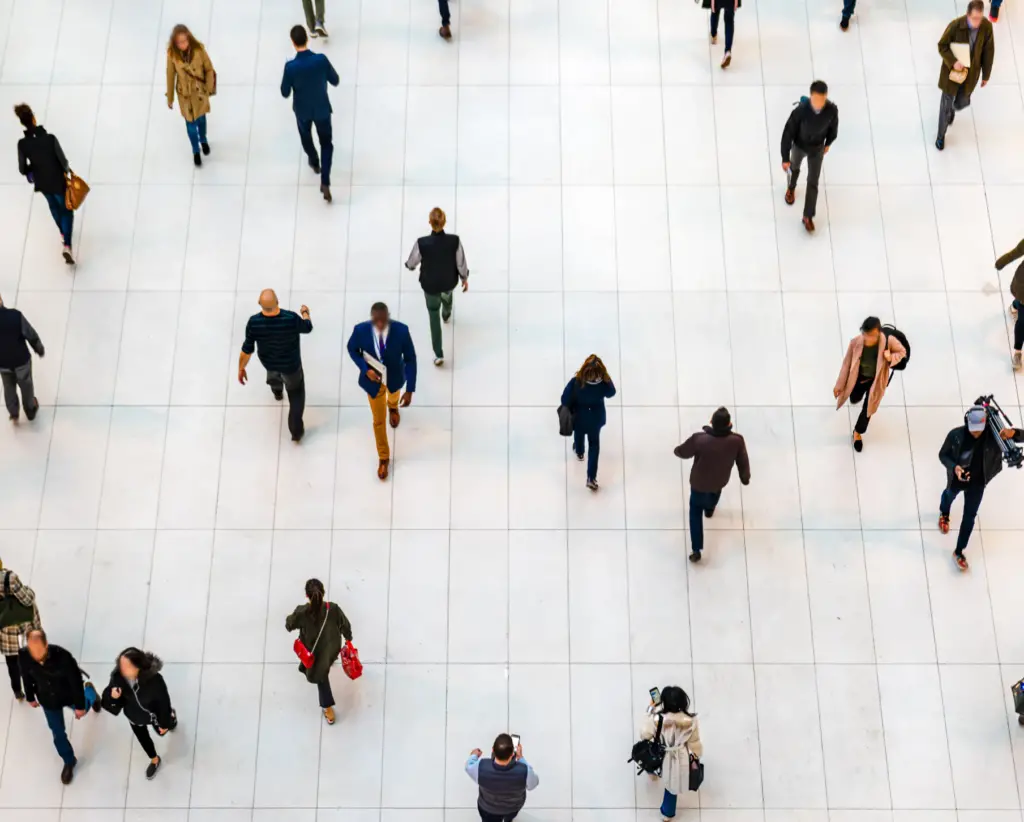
[305,578,326,620]
[114,647,163,680]
[660,685,695,717]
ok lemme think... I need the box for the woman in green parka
[285,578,352,725]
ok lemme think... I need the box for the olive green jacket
[996,239,1024,304]
[285,602,352,685]
[937,16,994,97]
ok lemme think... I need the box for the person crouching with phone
[639,686,702,820]
[465,733,540,822]
[285,578,352,726]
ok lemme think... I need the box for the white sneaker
[433,357,444,366]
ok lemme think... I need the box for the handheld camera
[975,395,1024,469]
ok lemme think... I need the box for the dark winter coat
[780,100,839,162]
[995,239,1024,303]
[937,16,995,97]
[286,601,353,685]
[560,378,616,431]
[17,125,69,196]
[101,655,175,729]
[19,644,86,710]
[939,422,1023,487]
[702,0,741,8]
[674,425,751,493]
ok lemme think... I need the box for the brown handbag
[64,170,90,211]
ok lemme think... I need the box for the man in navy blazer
[281,25,339,202]
[346,302,417,480]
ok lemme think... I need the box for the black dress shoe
[25,398,39,421]
[201,142,211,155]
[193,152,202,167]
[61,759,77,785]
[146,757,161,779]
[321,184,332,203]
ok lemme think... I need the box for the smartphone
[511,734,521,750]
[649,687,661,705]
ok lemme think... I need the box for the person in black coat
[938,404,1024,571]
[781,81,840,233]
[101,647,177,780]
[560,355,617,492]
[702,0,740,69]
[14,103,75,264]
[19,628,99,785]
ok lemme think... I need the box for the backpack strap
[654,713,664,743]
[2,571,10,596]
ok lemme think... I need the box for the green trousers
[302,0,325,28]
[424,291,453,358]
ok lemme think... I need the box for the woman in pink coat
[833,316,906,452]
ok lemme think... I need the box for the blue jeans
[689,489,722,555]
[42,191,74,247]
[991,0,1002,14]
[940,480,985,555]
[185,114,208,154]
[297,116,333,187]
[842,0,856,18]
[660,788,677,818]
[43,707,75,765]
[573,423,601,482]
[709,6,734,52]
[438,0,451,25]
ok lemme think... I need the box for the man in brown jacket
[935,0,994,151]
[995,239,1024,370]
[674,407,751,563]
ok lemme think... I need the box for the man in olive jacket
[935,0,994,150]
[674,406,751,563]
[995,239,1024,370]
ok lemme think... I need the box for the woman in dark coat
[702,0,740,69]
[285,578,353,726]
[560,354,617,492]
[101,648,176,780]
[14,103,75,264]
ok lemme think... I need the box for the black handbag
[1013,677,1024,715]
[688,753,705,791]
[557,381,579,437]
[0,572,35,629]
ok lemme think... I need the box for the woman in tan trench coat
[166,24,216,167]
[833,316,906,452]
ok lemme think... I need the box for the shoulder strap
[310,602,332,652]
[654,713,664,743]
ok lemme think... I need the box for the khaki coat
[166,45,216,122]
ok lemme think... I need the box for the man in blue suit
[346,302,417,481]
[281,25,339,203]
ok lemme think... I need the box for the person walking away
[935,0,994,150]
[346,302,417,481]
[303,0,329,37]
[465,733,540,822]
[0,294,45,422]
[995,238,1024,370]
[639,686,703,820]
[833,316,906,451]
[101,648,177,780]
[14,104,75,264]
[0,557,41,700]
[404,207,469,366]
[282,25,339,202]
[781,80,839,234]
[238,289,313,443]
[166,25,216,168]
[938,404,1023,570]
[19,629,99,785]
[989,0,1003,21]
[703,0,739,69]
[840,0,857,30]
[438,0,453,40]
[674,407,751,562]
[561,355,616,492]
[285,578,353,726]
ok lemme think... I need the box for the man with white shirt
[345,303,417,481]
[465,734,539,822]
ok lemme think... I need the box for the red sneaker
[954,552,969,571]
[938,514,950,534]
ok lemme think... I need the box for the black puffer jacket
[17,125,69,196]
[101,653,175,728]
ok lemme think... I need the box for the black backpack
[628,714,666,776]
[881,324,911,383]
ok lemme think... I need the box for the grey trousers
[302,0,325,28]
[937,86,971,143]
[0,361,35,419]
[788,145,824,219]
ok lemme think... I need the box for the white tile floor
[1,0,1024,818]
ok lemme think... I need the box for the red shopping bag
[341,641,363,680]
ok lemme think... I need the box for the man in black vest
[0,294,45,422]
[404,207,469,367]
[465,733,539,822]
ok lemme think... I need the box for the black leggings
[1015,306,1024,351]
[131,724,158,759]
[848,376,874,435]
[5,654,24,696]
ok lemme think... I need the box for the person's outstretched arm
[995,239,1024,270]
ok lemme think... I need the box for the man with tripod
[938,400,1023,570]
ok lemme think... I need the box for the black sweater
[781,100,840,161]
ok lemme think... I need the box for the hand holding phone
[511,734,521,750]
[649,687,661,705]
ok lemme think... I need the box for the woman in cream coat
[166,24,216,167]
[639,685,703,820]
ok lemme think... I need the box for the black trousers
[266,367,306,439]
[131,723,158,759]
[1015,303,1024,350]
[4,654,24,696]
[478,806,519,822]
[317,677,335,709]
[848,376,874,434]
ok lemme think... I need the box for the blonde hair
[167,24,203,60]
[429,207,446,231]
[575,354,610,385]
